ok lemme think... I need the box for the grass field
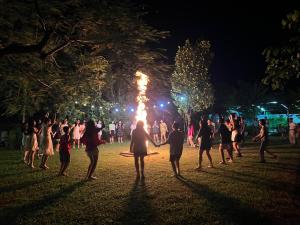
[1,139,300,225]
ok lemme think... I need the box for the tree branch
[0,29,53,57]
[40,40,73,59]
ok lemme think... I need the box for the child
[81,120,105,180]
[196,119,213,169]
[27,120,39,168]
[160,122,184,176]
[58,126,71,176]
[253,119,277,163]
[130,120,158,178]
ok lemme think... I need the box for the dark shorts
[86,148,99,157]
[220,143,231,150]
[110,130,115,136]
[200,141,211,151]
[170,153,182,161]
[260,141,268,152]
[59,151,70,163]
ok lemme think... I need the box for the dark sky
[136,0,299,84]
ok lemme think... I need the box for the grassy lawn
[1,139,300,225]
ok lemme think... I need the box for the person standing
[160,122,184,176]
[218,118,233,164]
[116,121,124,143]
[72,119,81,149]
[27,120,39,168]
[39,117,55,169]
[109,121,116,144]
[81,120,105,180]
[289,118,296,145]
[196,120,213,169]
[96,120,103,141]
[130,121,136,137]
[160,120,168,143]
[21,121,30,164]
[253,119,277,162]
[152,120,160,144]
[130,121,158,178]
[297,123,300,145]
[52,120,61,152]
[187,122,195,147]
[58,126,71,176]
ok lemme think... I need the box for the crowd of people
[20,112,300,180]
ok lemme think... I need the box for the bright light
[160,103,164,108]
[131,108,134,112]
[99,106,103,109]
[123,108,126,112]
[153,105,156,108]
[135,71,149,133]
[260,107,266,112]
[180,96,185,101]
[115,108,119,112]
[75,101,78,104]
[280,104,288,109]
[269,101,278,104]
[91,105,95,108]
[167,101,170,104]
[83,103,87,106]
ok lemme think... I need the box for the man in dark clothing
[218,118,233,164]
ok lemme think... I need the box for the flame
[135,71,149,133]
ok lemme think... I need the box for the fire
[135,71,149,133]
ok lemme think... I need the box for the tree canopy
[0,0,169,120]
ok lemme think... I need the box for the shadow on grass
[0,175,57,193]
[116,177,156,225]
[0,180,86,224]
[177,176,272,225]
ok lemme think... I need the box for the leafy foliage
[171,39,214,117]
[262,10,300,90]
[0,0,169,119]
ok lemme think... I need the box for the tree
[262,10,300,90]
[0,0,169,120]
[171,39,214,129]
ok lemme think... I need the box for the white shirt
[109,123,116,131]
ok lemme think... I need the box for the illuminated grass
[0,140,299,225]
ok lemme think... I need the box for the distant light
[153,105,156,108]
[280,104,288,109]
[115,108,119,112]
[91,105,95,108]
[160,103,164,108]
[99,106,103,109]
[180,96,185,101]
[75,101,78,104]
[123,108,126,112]
[167,101,170,104]
[260,107,266,112]
[83,103,87,106]
[130,108,134,112]
[269,101,278,104]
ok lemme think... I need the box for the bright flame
[135,71,149,133]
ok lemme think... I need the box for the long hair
[136,120,144,130]
[85,120,96,136]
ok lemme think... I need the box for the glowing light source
[131,108,134,112]
[115,108,119,112]
[91,105,95,108]
[135,71,149,133]
[153,105,156,108]
[167,101,170,104]
[160,103,164,108]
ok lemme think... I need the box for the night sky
[136,0,299,85]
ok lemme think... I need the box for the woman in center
[130,120,159,178]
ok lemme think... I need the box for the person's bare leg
[197,150,203,169]
[43,155,49,169]
[219,145,225,163]
[225,148,233,162]
[30,151,36,168]
[62,161,70,175]
[140,156,145,178]
[23,151,29,163]
[89,153,99,178]
[134,156,140,177]
[86,154,94,179]
[176,160,180,175]
[170,160,177,175]
[206,150,213,167]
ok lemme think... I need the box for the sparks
[135,71,149,133]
